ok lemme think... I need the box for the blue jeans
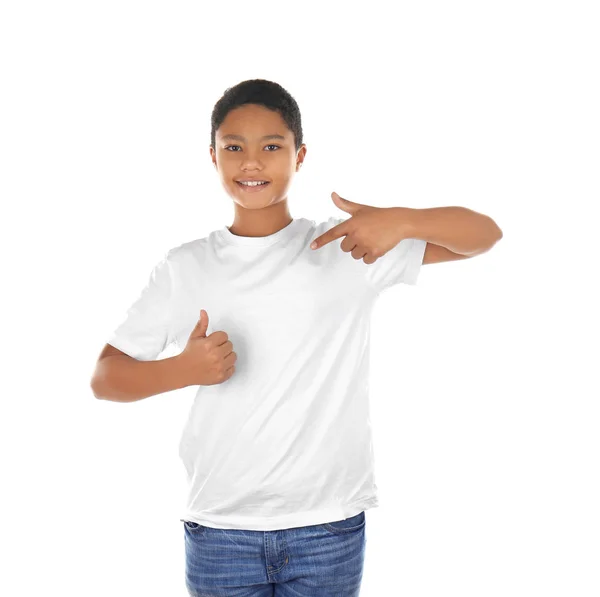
[182,510,366,596]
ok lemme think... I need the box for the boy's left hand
[310,192,411,264]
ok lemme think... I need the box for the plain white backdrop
[1,1,598,596]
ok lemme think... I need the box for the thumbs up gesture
[179,310,237,386]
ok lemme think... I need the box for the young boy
[91,79,502,596]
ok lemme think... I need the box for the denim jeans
[182,510,366,596]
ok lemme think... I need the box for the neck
[228,203,293,238]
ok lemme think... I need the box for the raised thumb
[194,309,209,338]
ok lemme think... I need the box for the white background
[1,1,598,596]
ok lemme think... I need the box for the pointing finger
[310,221,349,250]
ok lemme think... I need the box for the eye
[224,145,281,152]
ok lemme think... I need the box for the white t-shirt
[107,217,427,531]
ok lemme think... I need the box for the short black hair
[210,79,303,153]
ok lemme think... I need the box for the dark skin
[210,104,307,238]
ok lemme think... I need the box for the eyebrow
[220,134,286,142]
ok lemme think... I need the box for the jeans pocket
[321,511,366,535]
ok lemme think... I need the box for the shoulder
[165,235,211,262]
[324,216,347,228]
[312,216,348,237]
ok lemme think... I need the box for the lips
[236,180,272,192]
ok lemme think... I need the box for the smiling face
[210,104,306,211]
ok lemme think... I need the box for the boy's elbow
[90,376,104,399]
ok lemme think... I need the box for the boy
[91,79,502,596]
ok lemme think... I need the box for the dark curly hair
[210,79,303,153]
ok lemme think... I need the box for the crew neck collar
[218,218,305,247]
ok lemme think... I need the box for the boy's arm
[422,241,473,265]
[91,343,189,403]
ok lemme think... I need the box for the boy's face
[211,104,306,211]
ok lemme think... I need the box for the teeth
[239,181,268,186]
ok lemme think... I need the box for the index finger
[310,221,349,250]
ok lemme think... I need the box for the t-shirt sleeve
[365,236,427,291]
[106,250,175,361]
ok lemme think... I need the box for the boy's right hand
[179,310,237,386]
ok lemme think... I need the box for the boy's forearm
[92,354,189,403]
